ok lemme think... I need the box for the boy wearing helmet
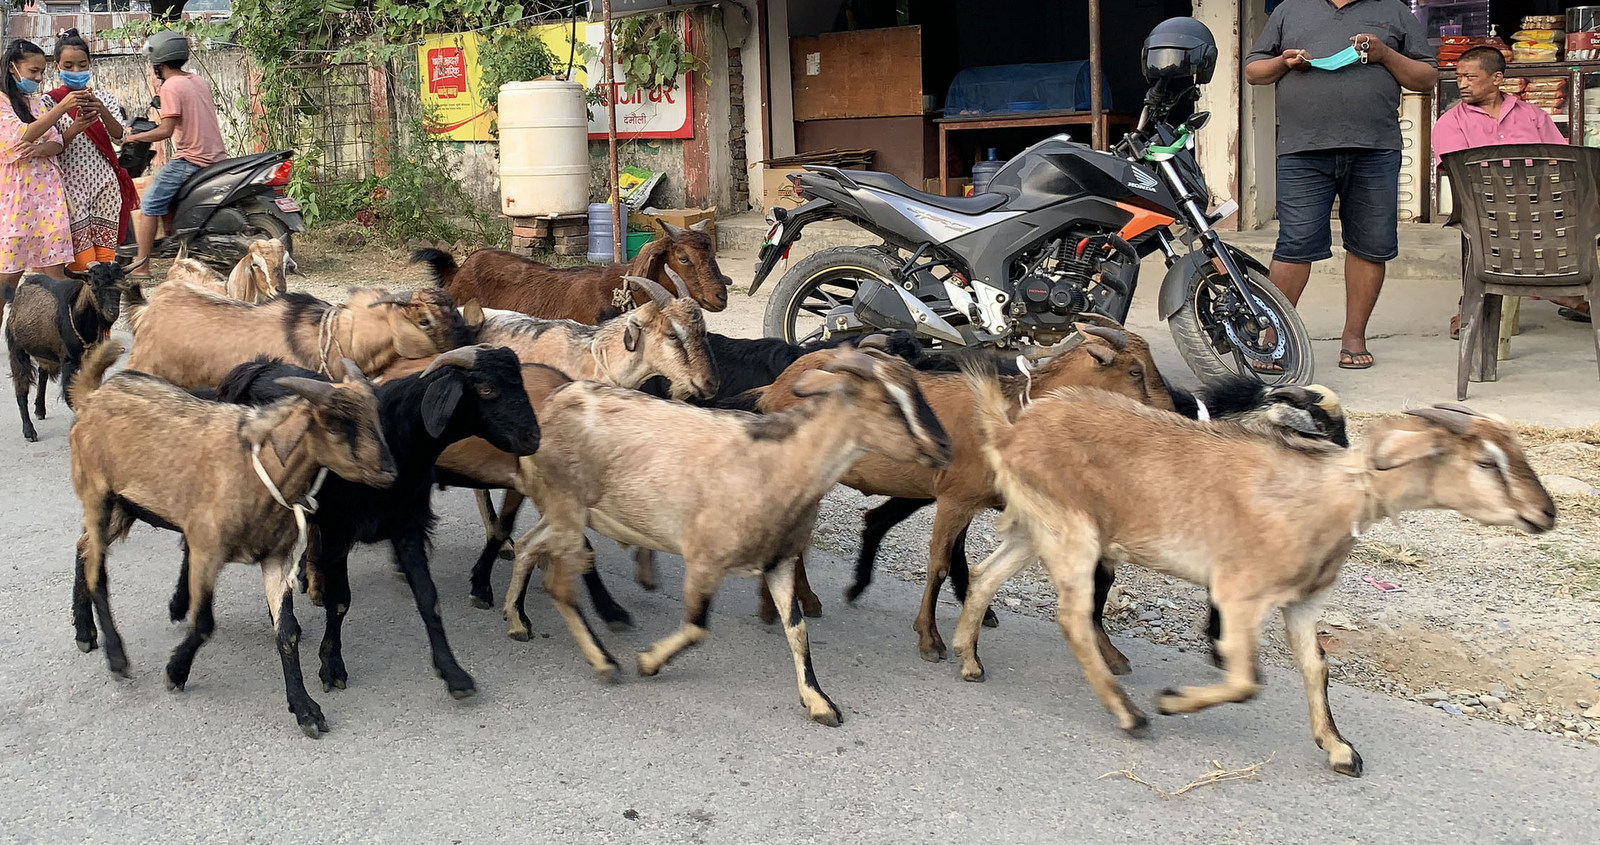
[123,30,227,280]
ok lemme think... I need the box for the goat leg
[944,524,999,628]
[848,497,929,603]
[393,532,476,699]
[33,369,46,420]
[952,532,1035,683]
[765,555,843,726]
[544,542,622,682]
[164,548,220,692]
[1037,532,1149,734]
[469,489,523,608]
[1283,598,1363,777]
[633,547,658,591]
[1153,593,1269,717]
[317,548,353,692]
[58,355,79,410]
[168,541,192,622]
[1091,561,1132,675]
[638,565,720,678]
[72,536,98,653]
[913,501,978,662]
[794,554,822,618]
[79,503,130,676]
[10,343,37,441]
[261,556,328,737]
[579,535,634,631]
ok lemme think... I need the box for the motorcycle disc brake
[1218,291,1286,364]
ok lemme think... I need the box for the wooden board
[791,26,923,121]
[795,116,937,186]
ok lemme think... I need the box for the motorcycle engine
[1014,235,1126,334]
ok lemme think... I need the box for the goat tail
[410,248,459,287]
[959,353,1013,475]
[72,339,125,402]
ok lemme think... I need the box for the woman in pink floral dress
[1,39,90,326]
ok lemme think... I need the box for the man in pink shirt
[1435,46,1588,331]
[122,31,228,281]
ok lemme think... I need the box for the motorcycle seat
[845,170,1008,215]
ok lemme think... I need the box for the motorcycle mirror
[1184,111,1211,132]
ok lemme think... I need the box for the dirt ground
[275,230,1600,745]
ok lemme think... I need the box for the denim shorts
[1274,149,1401,264]
[140,158,202,217]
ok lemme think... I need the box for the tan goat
[68,341,396,737]
[755,325,1176,662]
[954,372,1557,777]
[166,238,295,303]
[126,285,477,389]
[505,348,951,725]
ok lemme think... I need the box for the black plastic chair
[1440,144,1600,400]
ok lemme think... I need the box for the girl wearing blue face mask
[0,38,86,324]
[41,29,133,272]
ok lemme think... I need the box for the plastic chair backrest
[1441,143,1600,288]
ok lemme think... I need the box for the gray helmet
[144,31,190,66]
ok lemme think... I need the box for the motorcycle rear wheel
[1167,260,1315,385]
[762,246,902,343]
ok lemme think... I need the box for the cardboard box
[762,167,807,210]
[630,207,717,251]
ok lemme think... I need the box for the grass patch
[1351,540,1428,569]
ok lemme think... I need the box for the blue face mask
[60,70,91,90]
[1309,45,1365,71]
[13,75,39,95]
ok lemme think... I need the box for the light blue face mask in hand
[1309,45,1365,71]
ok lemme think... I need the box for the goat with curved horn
[623,275,675,308]
[1077,324,1129,350]
[421,343,490,376]
[340,358,368,382]
[1404,406,1476,435]
[663,264,693,299]
[821,350,879,380]
[368,290,418,308]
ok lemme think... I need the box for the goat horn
[1019,334,1085,362]
[662,264,692,299]
[275,376,337,403]
[856,333,893,352]
[1076,324,1128,350]
[1404,406,1476,435]
[421,343,488,376]
[1432,401,1481,417]
[623,275,674,307]
[1266,384,1317,406]
[369,290,417,307]
[340,358,367,382]
[1072,312,1126,330]
[820,349,878,380]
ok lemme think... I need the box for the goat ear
[1371,427,1442,471]
[421,373,465,439]
[460,299,484,329]
[1084,339,1116,366]
[624,313,643,352]
[790,369,847,398]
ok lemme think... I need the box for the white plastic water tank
[497,80,590,217]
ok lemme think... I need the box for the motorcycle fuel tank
[986,136,1181,215]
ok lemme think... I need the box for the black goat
[5,264,126,441]
[173,344,540,698]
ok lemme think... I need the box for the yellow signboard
[418,32,494,141]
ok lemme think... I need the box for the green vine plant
[612,11,703,96]
[477,26,560,111]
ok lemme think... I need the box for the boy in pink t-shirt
[123,31,228,280]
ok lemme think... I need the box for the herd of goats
[0,221,1560,778]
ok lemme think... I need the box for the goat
[165,237,296,304]
[5,263,127,441]
[170,343,541,699]
[504,347,951,725]
[67,341,397,737]
[399,278,719,622]
[125,284,477,389]
[957,373,1555,776]
[412,219,729,323]
[753,324,1177,662]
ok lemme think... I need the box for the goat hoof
[960,665,986,683]
[982,608,999,628]
[76,637,97,653]
[918,646,947,663]
[1109,660,1132,677]
[810,708,843,727]
[605,618,633,633]
[801,602,823,619]
[107,655,131,679]
[497,548,514,561]
[1154,689,1185,715]
[1120,712,1151,736]
[636,654,662,677]
[449,685,477,700]
[23,430,38,442]
[469,592,494,610]
[162,670,185,692]
[1330,748,1364,777]
[322,678,348,692]
[595,663,621,684]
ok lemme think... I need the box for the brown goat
[126,285,478,389]
[956,379,1556,776]
[67,340,397,737]
[412,221,729,324]
[755,325,1176,663]
[166,237,295,304]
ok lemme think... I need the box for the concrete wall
[1193,0,1242,228]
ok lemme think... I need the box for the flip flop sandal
[1339,349,1374,370]
[1248,359,1285,374]
[1558,306,1592,323]
[1449,314,1460,340]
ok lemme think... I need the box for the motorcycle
[750,79,1314,384]
[118,106,305,271]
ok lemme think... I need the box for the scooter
[117,110,305,271]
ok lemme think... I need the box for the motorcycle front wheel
[762,245,902,343]
[1167,258,1315,385]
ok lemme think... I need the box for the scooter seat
[845,170,1008,215]
[172,151,287,203]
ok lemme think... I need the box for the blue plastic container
[970,148,1006,196]
[587,202,618,263]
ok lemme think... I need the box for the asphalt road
[3,360,1597,844]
